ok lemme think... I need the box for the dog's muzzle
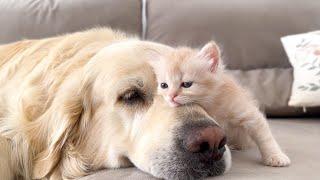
[150,118,232,180]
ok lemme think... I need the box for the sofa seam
[141,0,147,39]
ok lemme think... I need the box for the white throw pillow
[281,31,320,107]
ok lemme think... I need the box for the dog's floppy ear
[31,73,92,179]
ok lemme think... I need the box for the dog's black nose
[184,126,226,160]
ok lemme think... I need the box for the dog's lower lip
[212,146,226,161]
[219,146,226,153]
[212,152,223,161]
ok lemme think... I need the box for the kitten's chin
[169,101,180,107]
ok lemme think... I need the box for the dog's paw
[263,153,291,167]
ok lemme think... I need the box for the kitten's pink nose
[170,94,177,101]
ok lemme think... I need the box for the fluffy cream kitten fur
[149,42,290,167]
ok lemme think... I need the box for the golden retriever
[0,28,232,180]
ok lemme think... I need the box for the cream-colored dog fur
[0,28,288,180]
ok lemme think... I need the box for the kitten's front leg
[239,110,290,167]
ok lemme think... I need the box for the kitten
[149,43,222,107]
[148,42,291,167]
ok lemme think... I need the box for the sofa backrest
[146,0,320,70]
[0,0,141,44]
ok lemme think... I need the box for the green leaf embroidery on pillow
[298,83,320,91]
[295,38,320,92]
[298,85,308,90]
[310,86,320,91]
[299,57,320,76]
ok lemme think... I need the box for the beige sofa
[0,0,319,179]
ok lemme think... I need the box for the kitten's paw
[263,153,291,167]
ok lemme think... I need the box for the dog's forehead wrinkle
[117,77,145,92]
[136,79,144,88]
[126,77,144,88]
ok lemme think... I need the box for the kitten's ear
[198,41,221,72]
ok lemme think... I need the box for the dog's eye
[119,89,145,105]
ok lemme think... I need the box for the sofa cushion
[0,0,141,44]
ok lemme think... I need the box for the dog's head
[32,41,231,179]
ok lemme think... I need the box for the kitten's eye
[160,83,168,89]
[181,81,193,88]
